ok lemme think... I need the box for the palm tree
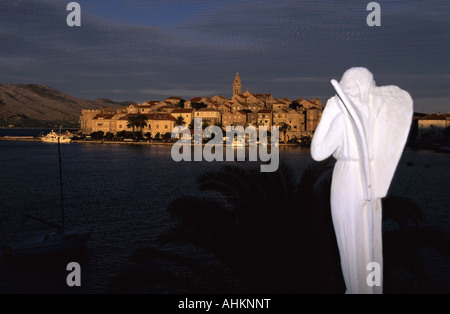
[127,114,148,139]
[278,122,291,143]
[109,159,450,293]
[126,115,138,137]
[135,114,148,135]
[175,116,185,127]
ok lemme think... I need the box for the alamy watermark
[66,262,81,287]
[66,3,380,28]
[367,2,381,27]
[171,118,280,172]
[66,2,81,27]
[366,262,381,287]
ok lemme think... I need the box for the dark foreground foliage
[109,159,449,294]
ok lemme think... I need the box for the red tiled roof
[258,109,272,114]
[197,108,220,112]
[421,114,449,120]
[172,108,195,113]
[190,97,202,102]
[146,114,177,121]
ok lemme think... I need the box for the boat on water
[4,230,91,257]
[41,130,72,143]
[3,138,90,258]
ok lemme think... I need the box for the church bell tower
[233,72,242,96]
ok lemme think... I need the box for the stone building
[171,108,195,127]
[258,109,273,128]
[193,108,221,125]
[306,107,322,133]
[222,111,247,127]
[142,113,176,137]
[80,109,101,134]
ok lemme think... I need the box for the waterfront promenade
[0,136,302,146]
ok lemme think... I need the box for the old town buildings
[80,73,324,141]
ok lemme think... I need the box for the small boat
[3,137,90,258]
[41,130,72,143]
[4,230,91,257]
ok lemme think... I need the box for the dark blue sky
[1,0,449,113]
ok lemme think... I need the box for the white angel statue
[311,67,413,294]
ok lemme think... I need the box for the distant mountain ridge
[0,84,135,128]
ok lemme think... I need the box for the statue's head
[339,67,375,106]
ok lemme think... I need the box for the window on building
[156,125,159,129]
[165,125,168,129]
[98,123,103,126]
[119,125,122,128]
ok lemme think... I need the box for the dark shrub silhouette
[109,159,449,293]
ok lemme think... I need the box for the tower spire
[233,72,242,96]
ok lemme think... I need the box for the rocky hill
[0,84,135,128]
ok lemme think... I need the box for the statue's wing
[371,86,413,198]
[331,79,372,201]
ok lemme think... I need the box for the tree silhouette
[127,114,148,138]
[278,122,291,143]
[126,115,138,137]
[134,114,148,134]
[108,159,450,294]
[175,116,186,127]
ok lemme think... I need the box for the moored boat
[4,230,91,257]
[41,130,72,143]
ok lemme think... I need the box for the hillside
[0,84,135,128]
